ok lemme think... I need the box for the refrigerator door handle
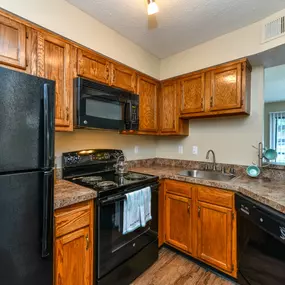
[42,170,53,258]
[43,83,52,169]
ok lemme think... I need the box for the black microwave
[74,78,139,131]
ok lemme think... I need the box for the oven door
[96,184,158,280]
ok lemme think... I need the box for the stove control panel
[62,149,124,167]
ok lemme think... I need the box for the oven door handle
[100,194,126,205]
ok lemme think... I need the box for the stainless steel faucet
[206,149,217,171]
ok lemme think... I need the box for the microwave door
[79,94,125,130]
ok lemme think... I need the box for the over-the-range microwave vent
[262,13,285,43]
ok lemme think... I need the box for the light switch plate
[192,146,198,155]
[178,145,183,154]
[134,146,139,154]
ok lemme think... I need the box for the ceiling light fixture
[147,0,159,15]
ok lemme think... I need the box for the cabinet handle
[66,107,69,121]
[198,206,201,218]
[85,234,90,251]
[187,204,190,214]
[201,97,204,109]
[210,97,213,108]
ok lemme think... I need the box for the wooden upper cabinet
[180,73,205,114]
[160,80,177,133]
[197,201,233,273]
[110,62,136,92]
[37,33,74,131]
[137,75,159,133]
[209,63,242,111]
[165,193,192,253]
[55,227,91,285]
[78,49,110,85]
[0,14,26,69]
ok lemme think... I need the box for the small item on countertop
[263,148,278,161]
[246,165,261,178]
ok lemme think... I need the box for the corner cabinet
[160,180,237,278]
[137,75,159,133]
[160,80,189,135]
[0,14,26,69]
[54,200,94,285]
[37,33,74,131]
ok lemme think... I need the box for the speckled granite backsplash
[55,157,285,181]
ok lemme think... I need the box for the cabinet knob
[187,204,190,214]
[198,206,201,218]
[83,120,88,125]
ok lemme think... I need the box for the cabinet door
[209,63,242,111]
[0,14,26,69]
[37,33,73,131]
[197,201,233,272]
[165,193,192,253]
[110,62,136,92]
[180,73,205,114]
[160,80,178,133]
[55,227,91,285]
[78,49,110,84]
[137,75,159,133]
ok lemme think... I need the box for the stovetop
[62,149,158,198]
[66,171,158,198]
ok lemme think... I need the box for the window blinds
[269,111,285,163]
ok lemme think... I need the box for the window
[270,112,285,163]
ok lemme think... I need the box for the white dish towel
[140,186,152,227]
[122,190,141,235]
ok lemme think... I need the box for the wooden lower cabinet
[197,201,233,273]
[55,227,91,285]
[54,200,94,285]
[161,180,237,278]
[165,193,192,253]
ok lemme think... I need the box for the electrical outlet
[178,145,183,154]
[134,146,139,154]
[193,146,198,155]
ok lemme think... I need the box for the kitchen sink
[177,169,235,182]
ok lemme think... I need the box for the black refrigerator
[0,67,55,285]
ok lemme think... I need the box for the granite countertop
[54,179,97,210]
[130,165,285,214]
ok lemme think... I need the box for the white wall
[0,0,160,79]
[160,10,285,79]
[156,67,264,165]
[55,129,157,167]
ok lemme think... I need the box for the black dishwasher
[236,194,285,285]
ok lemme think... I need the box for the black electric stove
[62,149,158,198]
[62,149,159,285]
